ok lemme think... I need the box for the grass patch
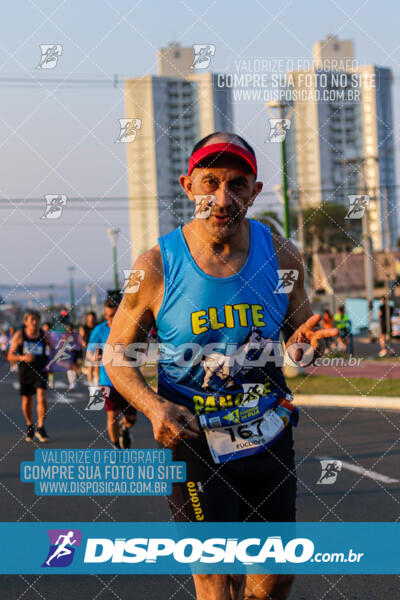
[144,368,400,398]
[289,375,400,397]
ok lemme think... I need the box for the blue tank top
[156,218,292,415]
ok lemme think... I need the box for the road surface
[0,364,399,598]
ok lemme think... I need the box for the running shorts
[102,386,137,418]
[167,425,296,522]
[19,372,48,396]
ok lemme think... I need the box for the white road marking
[48,393,86,404]
[316,456,399,484]
[12,381,68,390]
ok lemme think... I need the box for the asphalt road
[0,364,399,599]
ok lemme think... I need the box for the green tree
[301,202,361,254]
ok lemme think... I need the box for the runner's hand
[286,314,338,366]
[22,353,35,363]
[151,401,200,448]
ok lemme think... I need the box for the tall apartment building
[285,35,397,250]
[125,43,233,261]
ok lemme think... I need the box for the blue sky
[1,0,400,292]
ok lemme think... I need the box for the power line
[0,186,400,205]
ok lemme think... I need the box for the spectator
[378,296,393,358]
[334,305,351,352]
[79,311,98,386]
[322,309,336,352]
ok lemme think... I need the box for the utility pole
[48,284,54,309]
[107,229,121,290]
[342,157,374,336]
[68,266,76,323]
[382,187,392,340]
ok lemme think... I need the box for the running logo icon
[42,529,81,567]
[85,386,107,411]
[36,45,63,69]
[274,270,299,294]
[41,195,67,220]
[115,118,142,143]
[191,45,216,69]
[317,460,342,484]
[345,195,370,219]
[194,195,216,219]
[123,269,145,293]
[267,119,291,143]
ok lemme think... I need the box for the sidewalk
[294,393,400,411]
[305,359,400,379]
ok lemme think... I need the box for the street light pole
[266,101,293,239]
[280,112,290,239]
[68,266,76,323]
[107,229,121,290]
[342,157,375,336]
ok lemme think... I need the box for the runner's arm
[7,330,33,363]
[105,246,199,447]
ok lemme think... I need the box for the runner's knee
[193,573,245,599]
[245,574,294,600]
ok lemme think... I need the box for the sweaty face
[190,160,257,240]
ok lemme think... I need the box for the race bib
[199,395,298,464]
[23,341,44,356]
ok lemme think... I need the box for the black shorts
[19,372,48,396]
[167,426,296,523]
[380,321,388,335]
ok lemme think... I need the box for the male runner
[88,296,136,449]
[79,311,98,385]
[105,132,337,599]
[8,310,49,442]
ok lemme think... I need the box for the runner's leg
[244,574,294,599]
[122,413,136,428]
[106,410,120,445]
[21,395,33,425]
[36,388,47,428]
[193,574,245,600]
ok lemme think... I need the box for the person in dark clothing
[8,310,50,442]
[378,296,393,357]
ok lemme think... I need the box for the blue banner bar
[20,449,186,496]
[0,522,399,574]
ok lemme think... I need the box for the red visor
[188,142,257,177]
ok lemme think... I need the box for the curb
[294,394,400,411]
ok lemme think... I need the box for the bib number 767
[224,417,264,443]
